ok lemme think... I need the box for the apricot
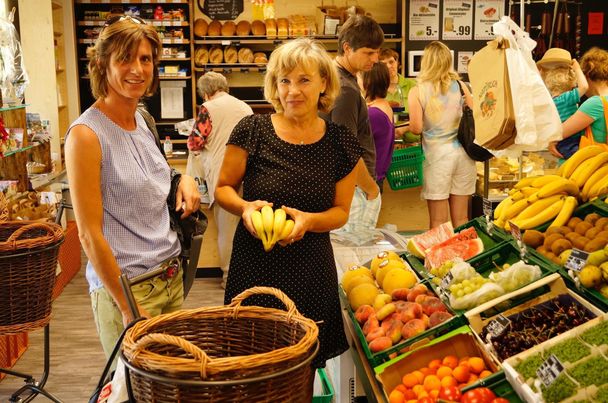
[423,375,441,392]
[452,365,470,383]
[369,336,392,352]
[436,366,452,379]
[440,376,458,388]
[479,370,492,379]
[467,373,478,385]
[467,356,486,374]
[401,319,426,339]
[442,355,459,369]
[402,372,421,388]
[354,304,374,325]
[403,388,417,400]
[388,389,405,403]
[428,359,442,370]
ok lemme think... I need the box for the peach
[394,300,409,312]
[362,313,379,336]
[415,294,429,304]
[401,318,426,339]
[420,313,430,328]
[398,302,423,322]
[354,304,374,325]
[429,311,453,328]
[368,336,392,352]
[366,326,386,342]
[421,296,447,316]
[391,287,410,301]
[386,319,404,344]
[406,288,426,302]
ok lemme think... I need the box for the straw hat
[537,48,572,68]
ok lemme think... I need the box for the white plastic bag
[492,17,562,151]
[0,10,28,106]
[488,260,541,293]
[186,151,210,204]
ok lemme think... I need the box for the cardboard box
[315,6,341,35]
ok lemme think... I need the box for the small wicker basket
[122,287,319,402]
[0,221,64,334]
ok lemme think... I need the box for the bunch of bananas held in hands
[251,205,295,251]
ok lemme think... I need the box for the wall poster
[442,0,473,40]
[409,0,440,41]
[474,0,504,40]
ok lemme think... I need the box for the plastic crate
[312,368,334,403]
[460,370,524,402]
[386,145,424,191]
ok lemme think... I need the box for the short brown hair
[337,15,384,55]
[264,38,339,113]
[379,48,399,62]
[363,62,390,100]
[87,19,161,100]
[580,47,608,83]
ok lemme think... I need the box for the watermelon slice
[425,227,478,256]
[407,222,454,258]
[424,238,484,269]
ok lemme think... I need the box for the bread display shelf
[193,35,401,45]
[194,64,267,73]
[78,38,189,44]
[76,0,188,3]
[159,75,191,79]
[77,20,189,27]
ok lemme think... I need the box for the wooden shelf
[77,20,188,27]
[159,75,191,79]
[76,0,188,3]
[194,64,267,73]
[193,35,401,46]
[160,57,191,61]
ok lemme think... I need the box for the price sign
[537,355,564,387]
[482,198,493,218]
[509,221,522,243]
[565,248,589,272]
[409,0,440,40]
[486,314,511,337]
[440,271,454,290]
[474,0,504,40]
[442,0,473,40]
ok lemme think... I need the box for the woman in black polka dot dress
[216,38,362,368]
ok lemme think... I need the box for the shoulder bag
[456,81,494,162]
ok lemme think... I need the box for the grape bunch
[448,275,490,298]
[429,260,455,280]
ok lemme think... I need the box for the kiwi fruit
[585,227,601,240]
[575,221,593,236]
[584,213,601,225]
[597,230,608,241]
[565,232,581,243]
[545,227,563,236]
[543,233,564,250]
[572,236,590,250]
[551,238,572,256]
[556,226,572,235]
[536,246,549,256]
[567,217,583,231]
[584,238,606,253]
[522,230,544,248]
[595,217,608,230]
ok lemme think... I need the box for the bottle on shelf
[163,136,173,158]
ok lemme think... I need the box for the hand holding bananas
[251,205,295,251]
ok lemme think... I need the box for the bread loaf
[237,47,254,63]
[221,21,236,36]
[236,20,251,36]
[224,46,238,64]
[194,46,209,66]
[276,18,289,39]
[251,20,266,36]
[193,19,208,37]
[265,19,277,39]
[253,52,268,64]
[209,46,223,63]
[208,20,222,36]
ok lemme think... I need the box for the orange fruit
[396,384,407,393]
[402,372,420,388]
[452,365,470,383]
[442,355,459,369]
[436,366,453,379]
[441,376,458,388]
[412,384,425,397]
[411,370,425,384]
[389,389,405,403]
[423,374,441,392]
[479,370,493,379]
[428,358,442,370]
[467,373,479,385]
[468,356,486,374]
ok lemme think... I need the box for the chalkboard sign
[201,0,243,20]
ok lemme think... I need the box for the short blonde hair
[542,66,576,97]
[264,38,339,113]
[87,19,161,100]
[418,41,459,94]
[197,72,229,98]
[580,47,608,83]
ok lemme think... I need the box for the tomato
[490,399,510,403]
[461,387,496,403]
[438,385,462,401]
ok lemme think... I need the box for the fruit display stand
[465,273,605,367]
[374,326,501,402]
[502,314,608,402]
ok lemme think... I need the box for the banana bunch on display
[493,175,579,230]
[559,146,608,201]
[251,206,295,252]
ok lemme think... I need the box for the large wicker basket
[122,287,319,402]
[0,221,64,334]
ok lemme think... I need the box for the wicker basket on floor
[0,222,64,334]
[122,286,319,402]
[0,193,7,223]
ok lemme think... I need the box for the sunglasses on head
[103,15,146,28]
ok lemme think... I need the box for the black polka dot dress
[224,114,362,368]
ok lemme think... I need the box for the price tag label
[509,221,522,243]
[440,271,454,290]
[486,314,511,337]
[537,355,564,387]
[565,248,589,272]
[482,198,493,218]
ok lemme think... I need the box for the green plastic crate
[460,370,524,402]
[386,145,424,190]
[312,368,334,403]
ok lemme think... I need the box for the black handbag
[456,81,494,162]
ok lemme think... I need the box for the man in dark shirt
[330,15,384,232]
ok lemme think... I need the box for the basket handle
[6,222,63,245]
[229,286,300,321]
[132,332,214,379]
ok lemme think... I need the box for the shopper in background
[408,41,475,229]
[362,61,395,193]
[329,14,383,231]
[188,72,253,289]
[64,16,200,360]
[537,48,589,159]
[560,47,608,146]
[215,38,360,368]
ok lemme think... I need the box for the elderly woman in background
[408,41,475,229]
[188,72,253,288]
[215,38,361,368]
[64,16,199,360]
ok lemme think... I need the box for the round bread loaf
[194,46,209,66]
[253,52,268,64]
[236,20,251,36]
[193,19,208,37]
[251,20,266,36]
[237,47,254,63]
[209,46,223,63]
[224,45,238,63]
[208,20,222,36]
[221,21,236,36]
